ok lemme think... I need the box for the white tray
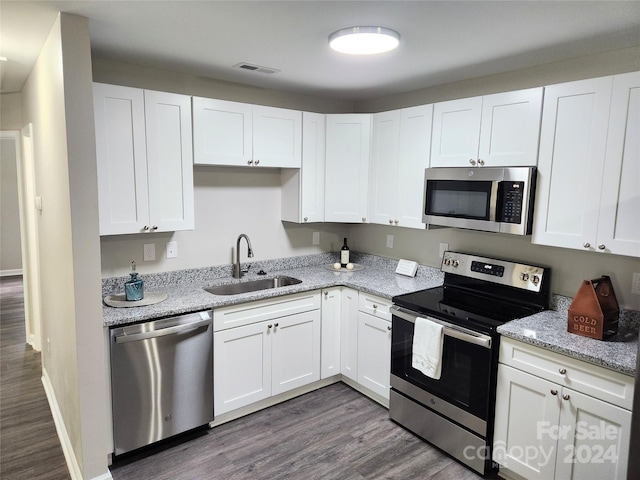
[104,291,168,308]
[323,263,365,272]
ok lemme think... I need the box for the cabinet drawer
[214,291,321,331]
[358,292,392,320]
[499,337,634,409]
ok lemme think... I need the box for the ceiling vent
[233,62,281,75]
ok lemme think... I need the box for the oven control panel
[442,251,545,292]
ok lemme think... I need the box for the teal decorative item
[125,261,144,301]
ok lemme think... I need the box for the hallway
[0,276,70,479]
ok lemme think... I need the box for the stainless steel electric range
[390,251,550,475]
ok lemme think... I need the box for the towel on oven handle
[412,317,444,379]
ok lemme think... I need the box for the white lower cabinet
[494,338,632,480]
[321,287,342,379]
[213,292,320,415]
[357,311,391,400]
[340,288,359,381]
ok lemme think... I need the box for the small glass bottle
[125,261,144,301]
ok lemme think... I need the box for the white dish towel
[412,317,444,379]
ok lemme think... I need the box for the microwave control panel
[496,181,524,224]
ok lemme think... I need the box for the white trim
[42,369,114,480]
[0,268,23,277]
[41,369,82,480]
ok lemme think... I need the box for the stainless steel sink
[204,276,302,296]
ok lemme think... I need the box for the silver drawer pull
[550,389,558,396]
[562,394,570,401]
[559,368,567,375]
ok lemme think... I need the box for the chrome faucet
[233,234,254,278]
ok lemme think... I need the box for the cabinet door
[144,90,194,232]
[532,76,613,251]
[321,288,341,379]
[430,96,482,167]
[253,105,302,168]
[213,322,271,415]
[192,97,252,166]
[93,83,149,235]
[554,388,631,480]
[493,364,561,480]
[340,288,359,381]
[271,309,320,395]
[356,312,391,400]
[598,71,640,257]
[282,112,325,223]
[369,110,401,226]
[396,104,432,228]
[478,88,542,166]
[325,114,371,222]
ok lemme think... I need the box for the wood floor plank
[0,276,71,480]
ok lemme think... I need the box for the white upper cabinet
[281,112,325,223]
[324,114,372,223]
[192,97,301,168]
[598,72,640,257]
[369,105,432,228]
[93,83,194,235]
[430,88,542,167]
[532,72,640,257]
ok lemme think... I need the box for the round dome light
[328,26,400,55]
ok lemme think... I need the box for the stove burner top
[392,285,542,333]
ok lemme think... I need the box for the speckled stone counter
[498,295,640,376]
[102,252,444,327]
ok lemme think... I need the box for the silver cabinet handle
[247,160,253,165]
[583,242,591,248]
[478,159,485,166]
[559,368,567,375]
[550,389,558,396]
[598,244,606,250]
[267,324,273,329]
[469,159,476,166]
[114,319,211,343]
[389,219,393,224]
[255,159,260,165]
[304,217,308,222]
[394,219,399,225]
[373,304,378,309]
[362,217,366,222]
[324,292,328,298]
[152,225,158,231]
[387,325,392,331]
[143,225,149,231]
[562,394,570,401]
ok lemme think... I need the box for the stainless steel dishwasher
[110,310,213,455]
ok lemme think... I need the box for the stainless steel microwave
[422,166,537,235]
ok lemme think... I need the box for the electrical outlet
[386,234,394,248]
[143,243,155,261]
[439,242,449,258]
[166,241,178,259]
[632,272,640,295]
[312,232,320,245]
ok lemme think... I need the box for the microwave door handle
[489,181,499,223]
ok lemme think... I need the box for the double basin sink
[205,276,302,296]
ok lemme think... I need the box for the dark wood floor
[0,276,71,480]
[1,275,485,480]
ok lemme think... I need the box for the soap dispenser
[125,261,144,301]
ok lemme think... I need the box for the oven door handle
[390,306,492,349]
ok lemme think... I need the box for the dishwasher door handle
[114,319,211,344]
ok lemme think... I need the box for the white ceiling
[1,1,639,100]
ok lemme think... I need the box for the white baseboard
[42,369,113,480]
[0,268,23,277]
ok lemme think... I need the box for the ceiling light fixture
[328,26,400,55]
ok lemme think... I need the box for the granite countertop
[102,253,444,327]
[498,296,640,376]
[102,252,639,376]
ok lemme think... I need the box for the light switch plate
[312,232,320,245]
[386,234,394,248]
[166,241,178,259]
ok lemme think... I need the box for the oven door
[390,306,495,436]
